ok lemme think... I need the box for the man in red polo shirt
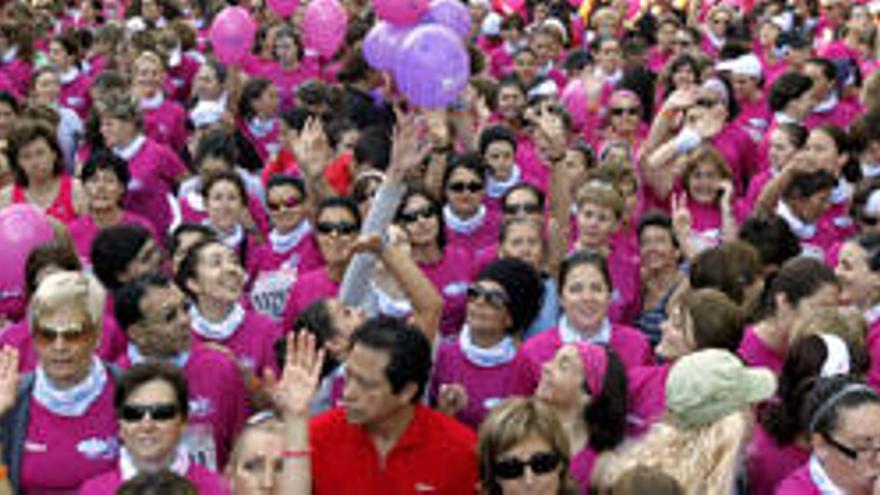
[308,317,479,494]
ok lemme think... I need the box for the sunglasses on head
[494,451,561,480]
[447,181,483,194]
[610,106,639,116]
[316,221,358,236]
[120,403,180,423]
[267,196,301,212]
[503,202,541,215]
[467,285,510,308]
[399,206,435,224]
[33,323,92,346]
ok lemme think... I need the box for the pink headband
[574,342,608,397]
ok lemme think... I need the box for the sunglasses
[120,403,180,423]
[399,206,435,224]
[267,196,301,212]
[447,181,483,194]
[467,285,510,308]
[610,106,639,116]
[316,221,358,236]
[695,98,720,108]
[33,323,93,346]
[494,451,561,480]
[503,202,541,215]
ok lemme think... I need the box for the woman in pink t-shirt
[131,51,188,154]
[441,156,502,255]
[201,170,263,272]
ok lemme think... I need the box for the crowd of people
[0,0,879,492]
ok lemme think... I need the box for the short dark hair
[24,241,82,300]
[559,250,612,296]
[175,238,240,300]
[350,317,432,402]
[802,375,879,436]
[478,125,517,156]
[202,169,247,206]
[80,148,131,192]
[167,223,217,257]
[115,361,189,419]
[353,126,391,170]
[637,210,678,249]
[502,183,545,211]
[193,129,237,172]
[90,224,153,290]
[114,273,173,331]
[117,471,198,495]
[769,256,838,313]
[768,72,813,113]
[238,78,273,121]
[782,169,837,201]
[7,119,64,187]
[266,174,306,199]
[689,241,761,306]
[316,196,362,227]
[738,213,801,268]
[442,153,486,202]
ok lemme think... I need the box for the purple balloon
[302,0,348,58]
[426,0,471,38]
[394,24,469,109]
[363,22,412,71]
[210,6,256,65]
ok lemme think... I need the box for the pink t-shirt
[123,138,188,240]
[738,325,784,375]
[248,229,324,320]
[68,212,158,266]
[627,363,673,435]
[166,53,201,103]
[710,123,759,196]
[803,98,862,130]
[774,464,821,495]
[570,447,598,493]
[444,207,502,256]
[257,58,322,112]
[190,309,282,375]
[419,247,475,337]
[20,378,118,493]
[58,70,93,120]
[866,318,880,392]
[142,97,188,154]
[78,462,231,494]
[747,423,810,495]
[281,268,340,334]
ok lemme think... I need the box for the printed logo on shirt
[414,483,437,492]
[250,266,298,319]
[66,96,85,108]
[189,396,215,418]
[239,356,256,372]
[483,397,501,410]
[129,179,144,191]
[171,78,184,88]
[802,244,826,260]
[833,215,853,228]
[183,423,217,471]
[443,281,469,297]
[77,436,119,461]
[24,441,47,453]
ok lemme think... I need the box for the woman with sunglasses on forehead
[478,397,579,494]
[0,272,120,493]
[79,362,231,494]
[431,258,542,429]
[776,375,880,495]
[442,154,502,255]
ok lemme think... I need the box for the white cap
[189,100,224,129]
[716,54,763,78]
[481,12,502,36]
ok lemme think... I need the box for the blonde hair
[29,271,106,332]
[133,50,166,73]
[790,306,867,350]
[682,145,732,193]
[575,181,624,219]
[593,410,751,495]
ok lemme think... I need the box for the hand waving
[387,112,430,182]
[292,117,333,179]
[265,332,325,418]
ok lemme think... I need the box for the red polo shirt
[310,405,479,494]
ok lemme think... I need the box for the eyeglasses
[503,202,542,215]
[467,285,510,309]
[120,403,180,423]
[399,206,435,224]
[33,323,93,346]
[822,432,880,463]
[695,98,720,108]
[494,451,561,480]
[447,181,483,194]
[315,221,358,236]
[143,300,191,327]
[610,106,639,116]
[674,39,693,47]
[267,196,301,212]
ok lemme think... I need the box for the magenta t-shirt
[774,464,822,495]
[59,71,93,120]
[78,462,231,494]
[746,423,810,495]
[626,363,672,436]
[569,447,598,494]
[866,319,880,392]
[68,211,158,266]
[123,138,188,239]
[142,98,188,154]
[738,326,784,375]
[281,268,340,334]
[419,247,474,337]
[248,233,324,320]
[444,208,502,256]
[190,309,282,375]
[21,378,118,493]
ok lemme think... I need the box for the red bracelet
[282,449,312,459]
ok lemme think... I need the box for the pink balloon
[0,205,54,296]
[302,0,348,58]
[210,7,256,65]
[363,22,412,71]
[394,24,469,109]
[426,0,471,38]
[267,0,299,17]
[373,0,429,26]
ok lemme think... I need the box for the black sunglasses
[120,403,180,423]
[610,106,639,116]
[467,285,510,308]
[267,196,302,212]
[503,202,541,215]
[316,221,359,236]
[822,432,880,462]
[399,206,435,224]
[447,181,483,194]
[695,98,719,108]
[494,451,561,480]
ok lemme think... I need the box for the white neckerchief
[458,324,517,367]
[371,282,412,318]
[594,66,622,85]
[443,204,487,234]
[270,220,312,254]
[774,112,798,125]
[33,356,107,417]
[829,178,851,205]
[776,201,816,240]
[204,220,244,249]
[864,302,880,326]
[1,46,17,64]
[486,165,522,198]
[120,444,190,482]
[808,454,845,495]
[703,26,725,49]
[139,91,164,110]
[58,66,80,85]
[248,117,277,138]
[113,134,147,161]
[813,92,839,115]
[127,343,191,369]
[190,303,245,341]
[559,315,612,345]
[862,162,880,178]
[168,46,182,68]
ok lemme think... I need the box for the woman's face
[835,242,880,308]
[0,101,17,139]
[814,403,880,494]
[656,300,695,360]
[500,222,543,269]
[708,11,731,37]
[206,180,245,233]
[596,39,623,73]
[193,65,223,101]
[560,263,610,332]
[33,304,99,388]
[315,206,358,267]
[228,428,284,495]
[324,298,366,359]
[141,0,162,21]
[503,188,542,222]
[119,379,186,468]
[466,279,512,335]
[671,64,697,90]
[33,71,61,105]
[267,184,306,233]
[758,21,780,47]
[687,160,724,205]
[48,41,72,70]
[133,58,164,95]
[513,51,538,85]
[805,129,846,176]
[446,167,485,218]
[576,201,616,249]
[84,168,125,211]
[100,116,138,149]
[274,34,298,66]
[768,128,800,170]
[484,140,516,182]
[608,94,640,134]
[639,225,678,274]
[497,86,525,121]
[399,195,440,248]
[494,433,562,495]
[18,137,57,185]
[190,242,245,305]
[535,344,585,408]
[253,85,280,118]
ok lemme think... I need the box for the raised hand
[387,112,430,182]
[292,117,333,179]
[0,347,19,416]
[670,192,692,242]
[265,331,325,418]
